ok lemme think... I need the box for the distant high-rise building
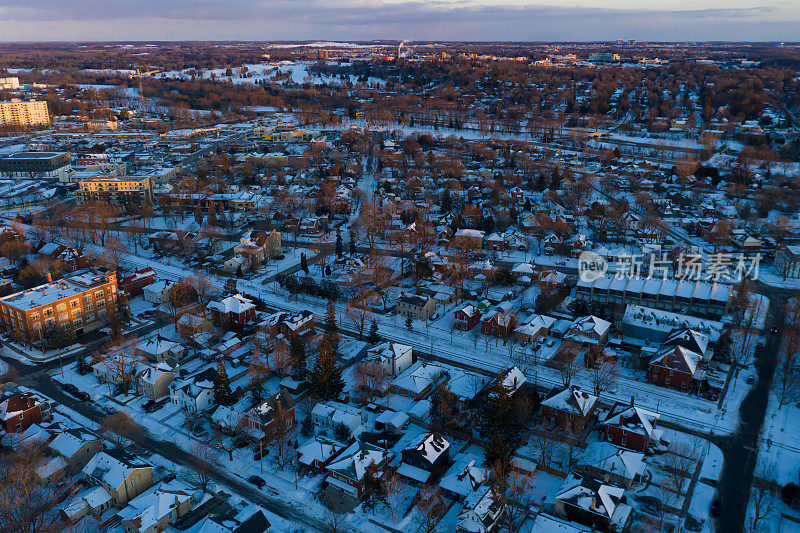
[0,77,20,90]
[317,49,329,61]
[0,99,50,127]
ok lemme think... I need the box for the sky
[0,0,798,42]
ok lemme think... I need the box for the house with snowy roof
[564,316,611,347]
[0,391,50,433]
[242,389,296,444]
[137,363,177,400]
[399,432,450,484]
[363,341,413,376]
[456,486,504,533]
[207,294,257,329]
[325,441,389,497]
[602,400,662,453]
[577,442,646,489]
[312,401,365,436]
[453,304,481,331]
[648,345,703,391]
[118,480,196,533]
[297,438,343,471]
[440,453,486,499]
[540,387,598,430]
[143,279,172,304]
[169,368,215,413]
[135,336,185,363]
[82,449,153,507]
[48,428,102,473]
[552,474,632,532]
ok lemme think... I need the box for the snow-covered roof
[48,429,97,458]
[579,442,646,480]
[83,450,151,490]
[405,432,449,465]
[650,345,702,375]
[207,293,255,315]
[541,387,598,417]
[603,403,660,438]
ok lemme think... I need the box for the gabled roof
[603,403,660,438]
[650,345,702,375]
[541,387,598,417]
[579,442,646,480]
[207,294,255,315]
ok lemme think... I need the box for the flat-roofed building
[0,151,71,180]
[0,99,50,126]
[77,175,154,206]
[0,77,20,90]
[0,268,118,342]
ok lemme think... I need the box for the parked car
[710,499,721,516]
[62,383,79,395]
[75,390,91,401]
[248,475,266,489]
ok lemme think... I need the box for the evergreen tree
[335,230,343,258]
[441,189,452,213]
[290,335,307,379]
[361,461,387,514]
[309,341,344,400]
[213,358,233,406]
[405,315,413,330]
[349,235,357,255]
[323,299,340,350]
[367,319,380,344]
[324,299,338,333]
[300,252,309,275]
[484,434,511,473]
[301,411,313,437]
[481,371,514,438]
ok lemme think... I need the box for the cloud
[0,0,797,41]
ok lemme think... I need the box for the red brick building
[241,389,296,444]
[602,400,661,453]
[0,392,48,433]
[207,294,257,329]
[648,346,701,391]
[481,311,517,338]
[119,267,156,297]
[453,305,480,331]
[540,387,598,430]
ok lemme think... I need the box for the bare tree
[100,411,141,448]
[354,360,391,403]
[99,341,139,394]
[749,463,776,532]
[345,295,373,338]
[413,486,444,533]
[556,348,582,388]
[186,441,217,492]
[383,466,403,523]
[775,330,800,408]
[323,506,349,533]
[189,272,219,306]
[0,444,71,533]
[591,359,619,396]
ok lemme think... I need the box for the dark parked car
[62,383,79,395]
[710,499,721,516]
[75,390,91,401]
[248,475,266,489]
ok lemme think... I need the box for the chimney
[47,272,52,283]
[630,395,635,407]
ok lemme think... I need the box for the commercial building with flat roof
[0,151,72,180]
[0,268,119,341]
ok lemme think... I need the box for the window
[85,303,94,311]
[70,300,79,308]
